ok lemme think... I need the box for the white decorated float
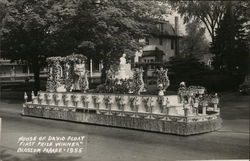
[22,54,222,135]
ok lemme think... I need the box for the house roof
[143,45,164,51]
[142,50,164,57]
[0,59,26,66]
[151,21,180,37]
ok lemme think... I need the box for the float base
[22,106,222,136]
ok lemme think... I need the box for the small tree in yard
[180,20,210,56]
[168,55,210,86]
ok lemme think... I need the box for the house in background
[196,53,213,68]
[135,16,181,77]
[0,58,32,82]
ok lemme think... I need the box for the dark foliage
[167,55,243,91]
[210,1,249,75]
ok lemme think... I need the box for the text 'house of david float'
[22,54,222,135]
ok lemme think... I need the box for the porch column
[90,59,93,77]
[202,106,206,115]
[99,60,103,72]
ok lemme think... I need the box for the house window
[159,37,163,45]
[171,39,174,49]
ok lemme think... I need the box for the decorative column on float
[142,97,154,118]
[54,59,65,92]
[37,93,43,104]
[81,70,89,93]
[53,93,59,106]
[200,99,208,115]
[81,95,91,111]
[157,96,169,114]
[92,95,101,113]
[132,68,144,95]
[46,57,66,92]
[72,94,80,107]
[115,96,126,116]
[62,93,70,107]
[183,101,189,117]
[129,96,140,117]
[193,98,199,115]
[103,95,113,115]
[46,58,55,92]
[45,93,53,105]
[156,67,170,95]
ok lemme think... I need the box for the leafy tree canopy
[180,20,209,56]
[211,1,249,74]
[169,0,227,43]
[0,0,170,91]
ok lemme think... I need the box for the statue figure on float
[115,53,133,80]
[73,59,89,92]
[120,53,127,65]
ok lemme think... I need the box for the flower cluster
[97,78,132,94]
[66,54,87,63]
[187,86,206,95]
[46,54,88,92]
[132,69,144,95]
[156,68,170,91]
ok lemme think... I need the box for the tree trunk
[32,57,40,95]
[101,58,110,84]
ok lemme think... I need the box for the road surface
[0,92,249,161]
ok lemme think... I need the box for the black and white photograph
[0,0,249,161]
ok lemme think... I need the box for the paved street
[0,92,249,161]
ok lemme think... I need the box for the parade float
[22,54,222,136]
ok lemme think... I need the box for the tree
[0,0,16,57]
[40,0,170,83]
[180,20,209,56]
[1,0,170,91]
[169,1,226,44]
[168,55,210,86]
[211,1,249,74]
[1,0,67,93]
